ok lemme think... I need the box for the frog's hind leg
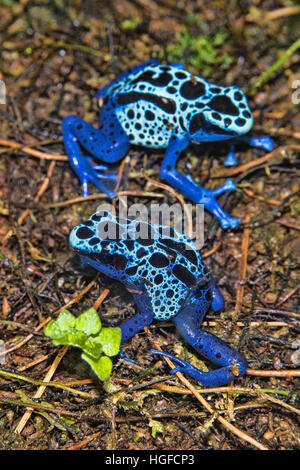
[161,135,240,229]
[225,135,274,166]
[152,305,247,387]
[62,113,130,197]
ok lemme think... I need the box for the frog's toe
[151,350,208,382]
[119,348,138,365]
[220,215,240,230]
[80,170,116,199]
[250,136,274,151]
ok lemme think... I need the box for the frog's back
[107,64,211,148]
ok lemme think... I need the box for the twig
[144,328,268,450]
[276,283,300,307]
[15,345,69,434]
[266,6,300,21]
[67,431,102,450]
[247,37,300,94]
[235,215,250,315]
[0,369,91,397]
[0,138,67,161]
[17,160,56,225]
[242,187,281,206]
[144,175,193,238]
[45,190,165,209]
[247,369,300,378]
[276,218,300,231]
[213,145,300,178]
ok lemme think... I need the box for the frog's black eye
[76,227,94,239]
[189,113,234,136]
[180,80,205,100]
[208,95,239,116]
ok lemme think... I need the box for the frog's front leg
[160,135,240,229]
[119,287,154,343]
[118,290,154,363]
[225,135,274,166]
[152,306,247,387]
[62,113,130,197]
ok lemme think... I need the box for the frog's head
[190,86,253,142]
[69,211,131,281]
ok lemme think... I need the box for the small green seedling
[44,308,121,381]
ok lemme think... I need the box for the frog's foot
[168,171,240,229]
[209,277,225,312]
[240,135,274,152]
[72,150,116,199]
[151,350,246,387]
[161,135,240,229]
[226,135,274,166]
[119,348,138,365]
[225,143,238,166]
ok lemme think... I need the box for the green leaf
[44,307,121,381]
[56,310,76,329]
[44,310,76,341]
[52,329,87,348]
[81,353,112,381]
[99,327,121,357]
[75,308,102,336]
[149,419,164,438]
[82,335,103,359]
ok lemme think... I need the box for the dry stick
[18,160,56,225]
[114,156,130,194]
[276,283,300,307]
[144,175,193,238]
[145,328,268,450]
[235,215,250,315]
[247,37,300,94]
[266,5,300,20]
[246,369,300,378]
[93,288,110,310]
[0,139,67,161]
[242,187,281,207]
[67,431,102,451]
[202,241,222,258]
[14,345,69,434]
[276,218,300,231]
[45,190,165,209]
[112,378,300,417]
[213,145,300,178]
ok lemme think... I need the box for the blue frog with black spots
[63,60,273,229]
[69,210,247,387]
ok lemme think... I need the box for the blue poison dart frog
[63,60,273,229]
[69,210,247,387]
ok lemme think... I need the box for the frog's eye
[189,113,233,136]
[76,226,94,239]
[208,95,239,116]
[179,80,205,100]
